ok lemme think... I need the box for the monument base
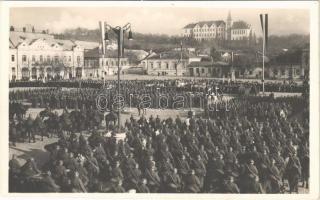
[114,132,126,142]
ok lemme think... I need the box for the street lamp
[104,22,133,132]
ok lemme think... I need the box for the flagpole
[262,23,265,96]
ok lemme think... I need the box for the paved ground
[10,135,58,167]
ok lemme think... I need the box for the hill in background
[53,27,309,54]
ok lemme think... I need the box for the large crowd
[10,79,307,93]
[9,86,309,193]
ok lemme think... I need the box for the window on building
[47,55,50,62]
[77,56,80,63]
[40,55,43,62]
[54,56,59,63]
[296,69,300,76]
[32,55,35,62]
[12,67,15,73]
[11,55,15,62]
[196,68,199,74]
[166,63,169,69]
[281,69,285,76]
[22,55,27,62]
[249,70,253,75]
[111,61,114,66]
[69,56,71,62]
[150,62,153,69]
[174,63,177,69]
[63,56,67,62]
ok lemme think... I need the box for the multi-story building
[182,11,253,41]
[83,47,130,79]
[231,21,252,41]
[142,51,190,76]
[9,26,85,81]
[182,21,226,41]
[188,58,230,78]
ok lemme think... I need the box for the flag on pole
[259,14,269,52]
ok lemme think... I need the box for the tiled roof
[232,20,250,29]
[84,47,124,58]
[148,51,191,60]
[188,61,229,68]
[183,23,196,29]
[188,61,213,67]
[183,20,226,29]
[84,47,100,58]
[9,31,78,51]
[74,40,99,50]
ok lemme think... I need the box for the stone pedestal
[114,132,126,142]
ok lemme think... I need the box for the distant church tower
[226,11,232,41]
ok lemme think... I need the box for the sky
[10,7,310,36]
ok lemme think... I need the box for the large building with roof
[182,20,226,41]
[83,47,130,79]
[231,20,253,40]
[9,26,85,81]
[182,11,254,41]
[141,51,191,76]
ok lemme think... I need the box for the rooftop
[9,31,78,51]
[188,61,229,67]
[232,20,251,29]
[183,20,225,29]
[148,51,192,60]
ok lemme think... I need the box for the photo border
[0,1,318,199]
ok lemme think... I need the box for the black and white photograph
[1,1,319,197]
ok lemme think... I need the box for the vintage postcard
[0,1,318,200]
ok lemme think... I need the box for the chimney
[32,26,35,33]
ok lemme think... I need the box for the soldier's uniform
[145,168,161,193]
[183,171,201,193]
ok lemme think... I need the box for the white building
[9,26,85,81]
[231,21,252,40]
[84,47,130,79]
[142,51,190,76]
[182,11,254,41]
[182,20,226,41]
